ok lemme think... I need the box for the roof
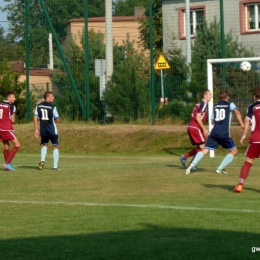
[68,16,142,24]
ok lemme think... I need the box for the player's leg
[216,137,237,174]
[39,135,49,170]
[185,136,216,175]
[3,140,10,161]
[51,135,59,170]
[4,137,21,171]
[180,128,205,167]
[234,143,259,193]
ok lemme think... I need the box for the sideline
[0,200,259,213]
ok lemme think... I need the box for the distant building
[162,0,260,57]
[64,7,145,51]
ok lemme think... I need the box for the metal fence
[17,0,260,123]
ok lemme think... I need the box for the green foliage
[103,40,150,122]
[0,60,36,122]
[157,101,194,124]
[0,0,105,67]
[137,0,163,53]
[52,29,106,121]
[113,0,143,16]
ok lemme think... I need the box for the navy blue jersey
[34,101,59,135]
[210,100,237,138]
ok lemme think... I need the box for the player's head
[219,90,229,100]
[202,89,212,102]
[44,91,54,102]
[253,87,260,99]
[6,91,16,103]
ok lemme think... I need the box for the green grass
[0,153,260,259]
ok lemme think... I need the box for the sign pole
[160,69,164,103]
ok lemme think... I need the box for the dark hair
[202,89,210,96]
[219,90,229,100]
[253,87,260,99]
[44,91,53,100]
[6,91,14,99]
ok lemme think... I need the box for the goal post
[207,57,260,158]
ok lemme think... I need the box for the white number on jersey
[215,108,226,121]
[41,109,49,120]
[0,109,3,119]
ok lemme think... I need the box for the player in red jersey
[0,92,21,171]
[234,87,260,193]
[179,89,212,170]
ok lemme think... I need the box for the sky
[0,0,9,33]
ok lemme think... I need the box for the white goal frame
[207,57,260,157]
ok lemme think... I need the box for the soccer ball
[240,61,251,72]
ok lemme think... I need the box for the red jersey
[0,100,16,131]
[188,100,208,130]
[246,101,260,143]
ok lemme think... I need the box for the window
[178,6,206,40]
[240,1,260,34]
[247,4,260,29]
[188,9,204,35]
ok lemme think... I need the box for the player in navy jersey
[234,87,260,192]
[34,91,60,170]
[185,90,244,175]
[0,92,21,171]
[179,89,212,170]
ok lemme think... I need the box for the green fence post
[25,0,31,122]
[148,0,155,125]
[84,0,90,121]
[46,82,49,91]
[38,0,86,120]
[220,0,226,89]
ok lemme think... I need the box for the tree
[51,29,106,121]
[137,0,163,54]
[113,0,143,16]
[103,39,150,122]
[0,60,36,122]
[0,0,105,66]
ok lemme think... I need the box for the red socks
[184,147,202,159]
[5,146,19,164]
[3,149,9,161]
[239,161,252,185]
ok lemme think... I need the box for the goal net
[207,57,260,157]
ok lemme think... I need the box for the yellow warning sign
[155,54,170,70]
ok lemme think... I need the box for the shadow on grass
[163,147,193,155]
[203,184,260,193]
[0,225,259,260]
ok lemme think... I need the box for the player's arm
[234,108,244,129]
[240,116,250,144]
[11,115,15,123]
[10,104,16,123]
[196,113,208,136]
[53,107,60,122]
[33,115,40,138]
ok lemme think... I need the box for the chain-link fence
[3,0,259,123]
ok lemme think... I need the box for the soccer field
[0,153,260,259]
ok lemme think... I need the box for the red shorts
[0,130,17,142]
[187,126,206,146]
[245,143,260,159]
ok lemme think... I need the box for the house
[8,61,53,102]
[162,0,260,57]
[64,7,145,51]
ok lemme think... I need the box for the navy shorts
[41,135,59,146]
[205,136,235,151]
